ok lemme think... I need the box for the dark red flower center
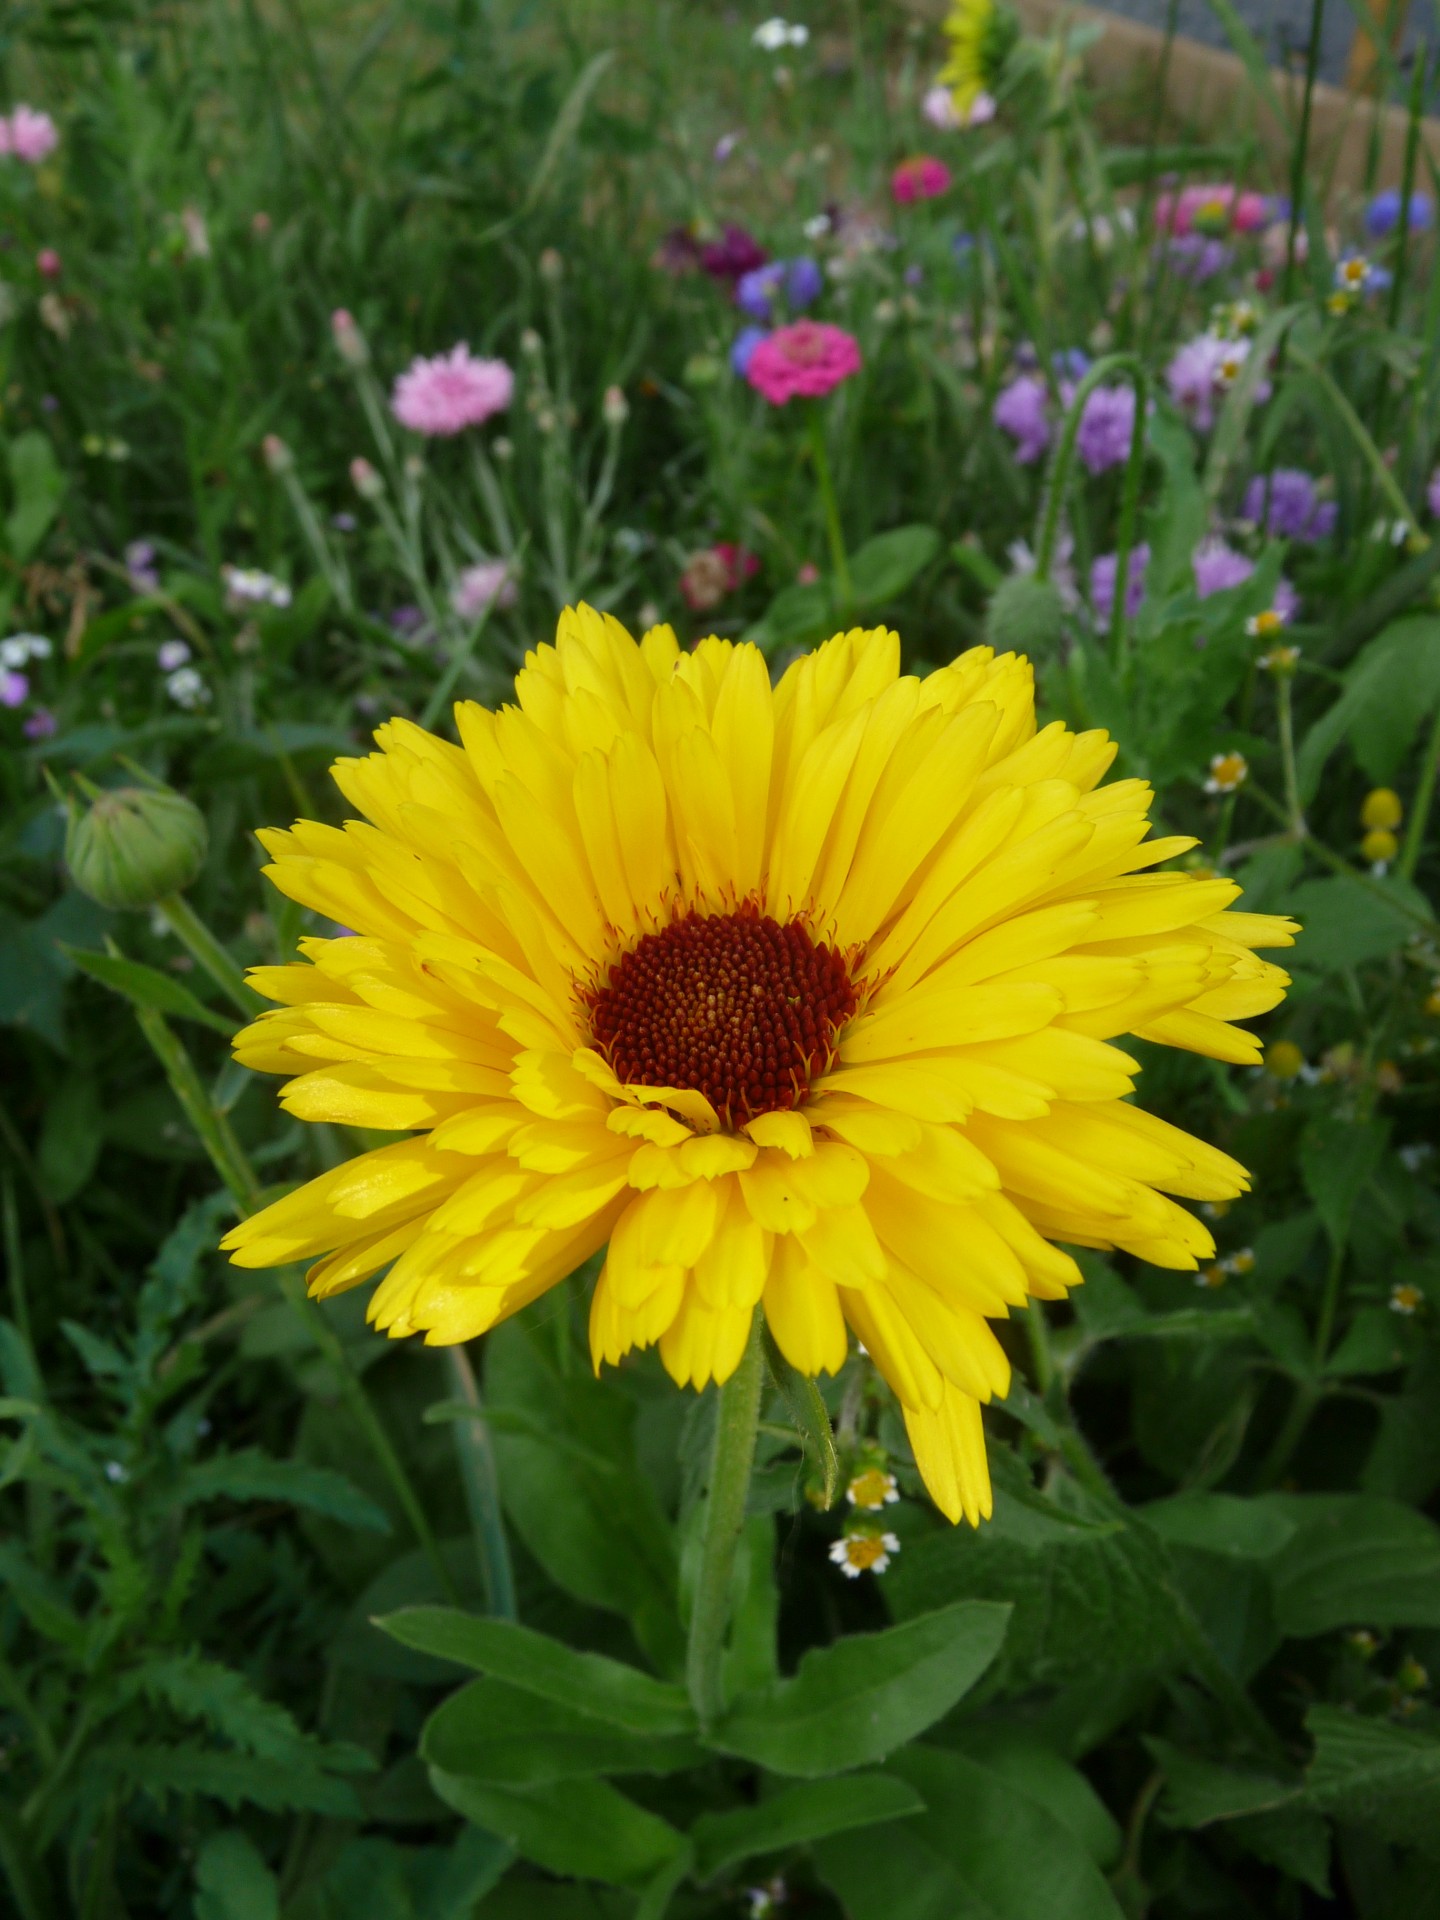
[586,906,857,1128]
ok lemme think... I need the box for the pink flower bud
[36,248,61,280]
[262,433,293,474]
[349,455,382,500]
[331,308,369,368]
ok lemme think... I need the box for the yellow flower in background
[940,0,1017,116]
[221,609,1295,1525]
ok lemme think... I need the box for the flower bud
[331,308,369,367]
[349,455,383,499]
[984,574,1065,654]
[538,247,564,282]
[36,248,61,280]
[261,433,293,475]
[65,782,208,910]
[602,384,629,429]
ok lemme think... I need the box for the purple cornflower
[1090,543,1150,625]
[735,256,823,320]
[993,375,1051,464]
[731,326,770,377]
[1192,537,1254,598]
[22,707,56,739]
[1,669,28,707]
[1241,469,1337,543]
[1365,190,1433,238]
[1166,334,1238,432]
[1076,385,1139,475]
[1163,234,1232,283]
[125,539,160,593]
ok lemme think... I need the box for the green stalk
[1108,370,1150,669]
[808,405,852,614]
[1276,676,1304,835]
[1399,700,1440,882]
[155,893,263,1021]
[1385,48,1426,332]
[1282,0,1325,308]
[132,1003,460,1604]
[1025,1300,1056,1397]
[685,1313,764,1731]
[1034,352,1145,581]
[444,1344,517,1619]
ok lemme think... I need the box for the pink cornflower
[679,543,761,612]
[746,321,861,405]
[391,345,514,436]
[891,155,952,204]
[2,106,59,165]
[451,560,518,620]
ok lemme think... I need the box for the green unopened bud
[984,573,1066,654]
[65,783,208,910]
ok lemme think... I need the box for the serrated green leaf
[378,1610,693,1734]
[124,1652,370,1771]
[91,1740,364,1817]
[1299,1117,1390,1250]
[709,1599,1010,1777]
[1296,615,1440,800]
[1287,876,1427,975]
[165,1448,392,1532]
[193,1831,279,1920]
[691,1773,923,1881]
[1260,1494,1440,1635]
[430,1770,684,1886]
[62,944,236,1035]
[1303,1707,1440,1852]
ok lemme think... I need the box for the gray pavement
[1093,0,1436,96]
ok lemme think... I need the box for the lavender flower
[993,374,1051,464]
[125,539,160,593]
[1090,543,1150,625]
[731,326,770,377]
[1241,469,1337,543]
[1076,385,1139,475]
[1192,538,1253,598]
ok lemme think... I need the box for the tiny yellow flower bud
[1264,1040,1305,1081]
[1360,788,1403,831]
[1361,827,1399,865]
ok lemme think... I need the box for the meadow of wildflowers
[4,1,1440,1914]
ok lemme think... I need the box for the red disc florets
[586,906,857,1128]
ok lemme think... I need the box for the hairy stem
[686,1313,765,1730]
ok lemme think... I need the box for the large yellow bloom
[940,0,1015,115]
[222,611,1293,1524]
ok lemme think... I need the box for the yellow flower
[1361,828,1399,866]
[1361,788,1403,831]
[1204,751,1248,795]
[940,0,1016,116]
[220,610,1295,1525]
[1245,609,1287,639]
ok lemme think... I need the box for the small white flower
[165,666,210,708]
[157,639,191,671]
[105,1460,129,1484]
[802,212,832,240]
[829,1530,901,1577]
[0,632,51,667]
[222,564,292,610]
[753,16,808,49]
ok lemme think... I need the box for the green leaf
[1229,1807,1332,1897]
[763,1325,837,1506]
[193,1832,279,1920]
[709,1599,1010,1777]
[1260,1494,1440,1635]
[36,1071,105,1203]
[848,525,942,608]
[0,1544,87,1650]
[1303,1706,1440,1852]
[691,1773,923,1881]
[310,1830,513,1920]
[948,1730,1123,1869]
[5,431,66,563]
[1296,615,1440,800]
[430,1770,684,1886]
[1299,1117,1390,1250]
[0,891,109,1051]
[1142,1494,1297,1561]
[744,579,832,653]
[378,1610,694,1735]
[166,1448,392,1532]
[1287,874,1428,974]
[124,1653,369,1770]
[62,945,236,1035]
[816,1744,1126,1920]
[1148,1738,1300,1827]
[91,1740,364,1817]
[485,1317,681,1672]
[422,1676,701,1783]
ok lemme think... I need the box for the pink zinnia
[391,345,514,436]
[3,106,59,165]
[891,155,952,204]
[746,321,861,405]
[1156,183,1269,238]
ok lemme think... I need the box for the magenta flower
[36,248,61,281]
[993,375,1051,464]
[1090,544,1150,626]
[891,155,952,204]
[1155,184,1270,237]
[391,345,514,436]
[746,321,861,405]
[451,560,518,620]
[1076,385,1140,475]
[699,224,768,285]
[2,106,59,165]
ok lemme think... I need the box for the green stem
[1256,1240,1345,1490]
[1025,1300,1056,1397]
[1034,352,1145,581]
[686,1313,764,1731]
[1276,677,1304,835]
[156,894,263,1021]
[1400,700,1440,882]
[1289,350,1419,534]
[808,407,852,614]
[1282,0,1324,307]
[132,1005,460,1604]
[1108,370,1150,669]
[1245,783,1439,933]
[444,1344,517,1619]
